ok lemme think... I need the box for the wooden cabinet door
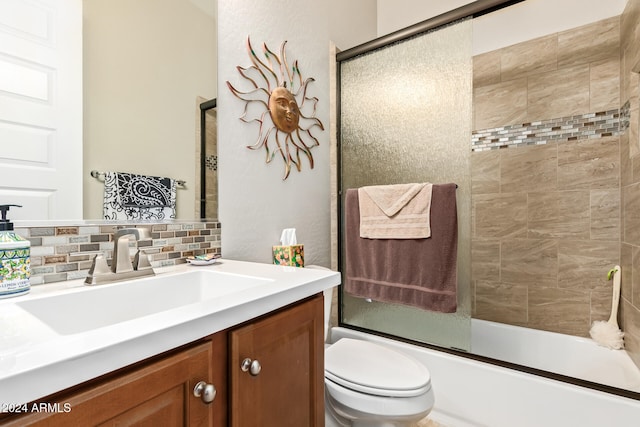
[229,294,324,427]
[2,342,215,427]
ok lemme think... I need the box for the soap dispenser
[0,204,30,298]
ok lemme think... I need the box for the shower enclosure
[337,0,640,401]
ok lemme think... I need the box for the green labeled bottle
[0,204,30,298]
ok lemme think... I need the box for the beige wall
[620,0,640,370]
[82,0,217,220]
[328,0,377,51]
[217,0,377,267]
[471,17,622,338]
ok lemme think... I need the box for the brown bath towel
[344,184,458,313]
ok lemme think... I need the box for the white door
[0,0,82,220]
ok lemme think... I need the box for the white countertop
[0,259,341,406]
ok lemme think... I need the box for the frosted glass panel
[339,20,473,351]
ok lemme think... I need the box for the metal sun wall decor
[226,37,324,180]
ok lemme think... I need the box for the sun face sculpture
[227,37,324,180]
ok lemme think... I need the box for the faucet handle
[85,254,111,285]
[134,249,153,270]
[89,253,111,274]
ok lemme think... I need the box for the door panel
[0,0,82,219]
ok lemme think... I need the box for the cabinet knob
[193,381,216,404]
[241,357,262,376]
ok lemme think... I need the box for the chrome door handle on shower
[241,357,262,376]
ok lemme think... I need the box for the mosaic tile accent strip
[472,107,628,152]
[620,100,631,132]
[15,221,221,286]
[205,154,218,171]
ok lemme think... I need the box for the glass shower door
[338,19,473,351]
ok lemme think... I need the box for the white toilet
[320,282,435,427]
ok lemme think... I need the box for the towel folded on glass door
[103,171,177,220]
[358,183,433,239]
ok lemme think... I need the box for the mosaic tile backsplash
[14,221,221,286]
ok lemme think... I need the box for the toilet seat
[325,338,431,398]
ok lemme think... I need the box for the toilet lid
[325,338,431,398]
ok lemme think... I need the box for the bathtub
[330,324,640,427]
[471,318,640,393]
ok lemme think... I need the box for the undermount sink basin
[16,270,272,335]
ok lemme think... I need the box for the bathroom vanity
[0,260,338,426]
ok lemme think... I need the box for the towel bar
[90,170,186,187]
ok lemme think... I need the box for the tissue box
[272,244,304,267]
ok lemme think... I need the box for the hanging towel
[344,183,458,313]
[103,172,177,220]
[358,183,432,239]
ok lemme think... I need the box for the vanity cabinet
[0,341,216,426]
[0,294,324,427]
[229,293,324,427]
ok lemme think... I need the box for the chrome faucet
[111,228,151,273]
[84,227,155,285]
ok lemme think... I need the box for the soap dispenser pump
[0,204,31,298]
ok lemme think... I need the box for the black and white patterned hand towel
[103,172,177,220]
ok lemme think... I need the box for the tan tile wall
[471,144,620,336]
[471,16,622,338]
[474,17,620,130]
[16,221,221,286]
[204,109,218,219]
[620,0,640,370]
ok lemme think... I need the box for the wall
[217,0,376,266]
[83,0,217,219]
[328,0,377,51]
[620,0,640,370]
[470,17,622,337]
